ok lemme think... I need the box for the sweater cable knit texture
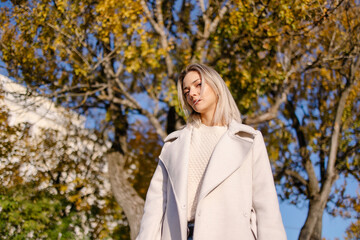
[187,123,227,221]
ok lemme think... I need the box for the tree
[222,1,359,239]
[345,220,360,240]
[344,192,360,240]
[272,2,359,239]
[0,89,126,239]
[1,0,359,239]
[1,0,232,237]
[211,0,359,239]
[0,0,160,238]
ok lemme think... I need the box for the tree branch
[140,0,174,79]
[324,82,356,182]
[140,0,163,35]
[208,0,230,35]
[113,77,167,139]
[244,63,296,125]
[286,98,320,197]
[192,0,230,63]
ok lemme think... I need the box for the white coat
[137,120,286,240]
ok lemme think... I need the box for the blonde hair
[177,63,241,126]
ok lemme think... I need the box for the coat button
[243,212,248,217]
[182,204,186,209]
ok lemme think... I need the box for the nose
[189,87,198,99]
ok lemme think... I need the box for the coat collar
[159,120,257,222]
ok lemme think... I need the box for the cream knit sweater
[187,123,227,221]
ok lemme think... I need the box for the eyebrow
[183,78,201,91]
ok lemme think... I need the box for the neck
[201,111,220,126]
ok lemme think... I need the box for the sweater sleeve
[252,130,287,240]
[136,145,169,240]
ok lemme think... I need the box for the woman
[137,63,286,240]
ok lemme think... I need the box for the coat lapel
[158,125,191,229]
[198,121,255,202]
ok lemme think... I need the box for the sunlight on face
[182,71,218,120]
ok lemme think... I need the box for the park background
[0,0,359,239]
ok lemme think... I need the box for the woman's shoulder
[228,120,258,136]
[228,121,265,145]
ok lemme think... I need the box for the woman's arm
[252,131,287,240]
[136,159,168,240]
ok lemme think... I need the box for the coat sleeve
[252,131,287,240]
[136,144,169,240]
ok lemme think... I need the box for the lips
[192,99,201,105]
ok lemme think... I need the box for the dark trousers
[187,222,195,240]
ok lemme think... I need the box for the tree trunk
[166,106,186,134]
[107,151,145,240]
[299,198,325,240]
[310,216,323,240]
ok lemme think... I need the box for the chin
[192,108,202,114]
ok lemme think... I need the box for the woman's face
[183,71,218,117]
